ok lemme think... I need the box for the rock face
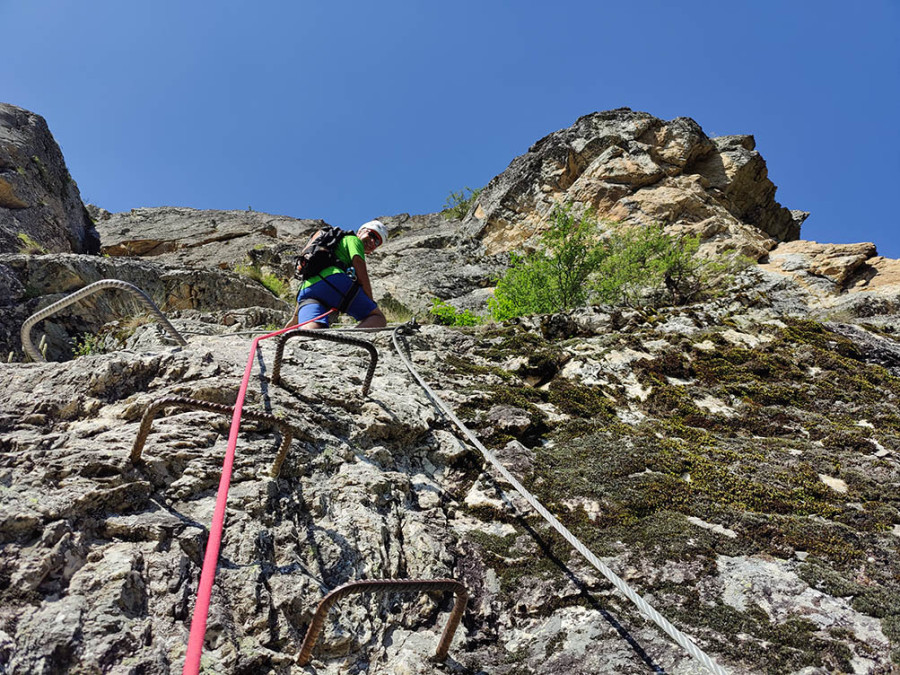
[2,104,900,673]
[94,206,326,270]
[94,208,507,315]
[2,305,900,674]
[367,212,507,313]
[0,103,99,254]
[467,109,804,259]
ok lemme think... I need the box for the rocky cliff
[1,106,899,674]
[466,109,804,259]
[0,104,99,255]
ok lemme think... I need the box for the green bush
[593,223,752,307]
[73,333,105,358]
[442,186,482,220]
[429,299,482,326]
[489,204,751,320]
[537,204,606,310]
[488,253,558,321]
[489,204,606,321]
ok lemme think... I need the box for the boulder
[0,103,99,254]
[760,240,879,294]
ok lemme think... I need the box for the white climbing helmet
[358,219,389,247]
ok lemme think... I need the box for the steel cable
[390,325,728,675]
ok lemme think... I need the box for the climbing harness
[20,278,187,362]
[294,275,361,319]
[390,324,728,675]
[296,578,467,666]
[129,395,307,478]
[271,328,378,396]
[325,274,362,315]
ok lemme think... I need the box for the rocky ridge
[464,108,900,309]
[1,105,900,674]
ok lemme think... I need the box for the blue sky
[3,1,899,255]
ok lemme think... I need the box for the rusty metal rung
[271,329,378,396]
[129,395,299,477]
[296,578,468,666]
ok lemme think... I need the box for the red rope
[182,310,334,675]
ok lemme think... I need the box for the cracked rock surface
[2,298,900,673]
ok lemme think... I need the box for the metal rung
[272,329,378,396]
[130,395,302,477]
[296,578,467,666]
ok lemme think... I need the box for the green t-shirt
[300,234,365,290]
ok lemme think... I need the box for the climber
[284,220,389,330]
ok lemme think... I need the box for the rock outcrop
[467,108,805,260]
[761,240,900,298]
[0,103,99,254]
[462,107,900,309]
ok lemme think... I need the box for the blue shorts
[295,273,377,327]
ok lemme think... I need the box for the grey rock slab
[8,594,87,673]
[95,206,326,269]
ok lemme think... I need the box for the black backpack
[293,226,350,281]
